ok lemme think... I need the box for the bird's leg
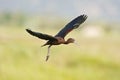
[46,45,51,61]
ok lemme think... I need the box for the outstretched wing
[26,29,57,41]
[55,14,87,38]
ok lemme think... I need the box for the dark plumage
[26,14,88,61]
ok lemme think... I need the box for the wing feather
[55,14,87,38]
[26,29,57,41]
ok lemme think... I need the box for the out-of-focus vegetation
[0,13,120,80]
[0,13,26,27]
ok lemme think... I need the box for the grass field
[0,27,120,80]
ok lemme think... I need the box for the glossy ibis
[26,14,87,61]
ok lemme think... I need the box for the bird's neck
[64,41,70,44]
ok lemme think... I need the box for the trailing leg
[46,45,52,61]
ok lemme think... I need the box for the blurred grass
[0,27,120,80]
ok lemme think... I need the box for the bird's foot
[46,55,50,61]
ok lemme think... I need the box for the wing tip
[25,28,34,35]
[81,14,88,20]
[26,28,33,33]
[26,28,31,32]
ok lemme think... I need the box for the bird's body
[42,37,74,46]
[26,14,87,61]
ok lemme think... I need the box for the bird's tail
[41,43,47,47]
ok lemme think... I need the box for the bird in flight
[26,14,87,61]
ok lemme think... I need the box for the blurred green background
[0,0,120,80]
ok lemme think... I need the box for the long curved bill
[74,40,80,47]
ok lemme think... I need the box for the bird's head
[66,38,75,44]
